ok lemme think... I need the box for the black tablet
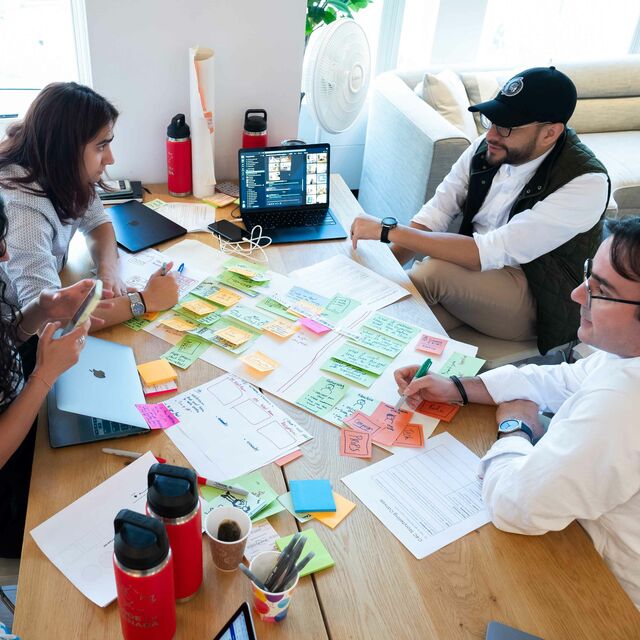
[212,602,257,640]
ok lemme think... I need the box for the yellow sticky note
[215,325,253,346]
[241,351,278,373]
[160,316,197,332]
[309,492,356,529]
[181,299,219,316]
[263,318,299,338]
[226,266,257,278]
[137,359,178,386]
[207,288,242,307]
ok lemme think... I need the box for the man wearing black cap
[350,67,610,354]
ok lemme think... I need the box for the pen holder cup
[248,551,300,622]
[204,506,251,572]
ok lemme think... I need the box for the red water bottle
[166,113,192,196]
[146,463,203,601]
[113,509,176,640]
[242,109,268,148]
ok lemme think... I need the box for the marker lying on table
[196,476,249,497]
[394,358,433,411]
[102,447,167,464]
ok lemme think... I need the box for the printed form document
[342,432,490,559]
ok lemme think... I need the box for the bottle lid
[113,509,170,571]
[167,113,190,138]
[147,463,198,518]
[244,109,267,133]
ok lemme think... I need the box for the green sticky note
[257,296,299,321]
[217,270,261,296]
[252,498,285,522]
[344,326,404,358]
[224,305,274,330]
[124,316,151,331]
[277,492,313,523]
[320,293,360,324]
[438,352,486,377]
[187,324,220,342]
[144,198,167,211]
[275,529,335,577]
[331,343,392,375]
[296,377,347,415]
[323,390,378,427]
[363,313,420,343]
[191,277,222,300]
[161,334,210,369]
[224,257,269,281]
[320,358,377,388]
[200,488,266,521]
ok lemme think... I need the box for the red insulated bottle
[113,509,176,640]
[166,113,192,196]
[146,463,203,601]
[242,109,268,148]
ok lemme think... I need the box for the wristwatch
[498,418,534,441]
[380,216,398,244]
[127,291,146,318]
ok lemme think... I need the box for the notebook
[48,336,149,448]
[109,200,186,252]
[238,143,347,244]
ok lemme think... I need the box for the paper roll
[189,46,216,198]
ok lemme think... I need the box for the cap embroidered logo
[501,77,524,97]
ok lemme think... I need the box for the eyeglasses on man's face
[480,114,551,138]
[583,258,640,309]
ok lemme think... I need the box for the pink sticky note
[275,450,303,467]
[135,403,180,430]
[299,317,332,334]
[370,402,412,446]
[416,334,448,355]
[343,411,381,436]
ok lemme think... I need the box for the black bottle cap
[147,463,198,518]
[167,113,190,139]
[113,509,170,571]
[244,109,267,133]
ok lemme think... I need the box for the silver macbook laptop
[48,336,149,448]
[238,143,348,244]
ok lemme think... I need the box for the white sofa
[359,56,640,224]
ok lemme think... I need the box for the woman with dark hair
[0,194,99,557]
[0,82,178,329]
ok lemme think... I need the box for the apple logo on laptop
[128,219,140,227]
[90,369,106,379]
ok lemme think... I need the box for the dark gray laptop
[238,143,347,244]
[48,336,150,448]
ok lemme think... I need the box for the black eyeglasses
[583,258,640,309]
[480,114,551,138]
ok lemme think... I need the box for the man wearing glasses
[394,216,640,608]
[350,67,610,354]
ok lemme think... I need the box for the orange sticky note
[309,492,356,529]
[275,450,303,467]
[394,423,424,448]
[142,311,159,321]
[208,287,242,307]
[137,359,178,386]
[263,318,299,338]
[181,298,219,316]
[215,325,253,346]
[241,351,278,373]
[340,428,372,459]
[343,411,380,436]
[416,334,448,355]
[415,401,461,423]
[160,316,197,332]
[370,402,412,446]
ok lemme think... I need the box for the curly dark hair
[0,194,23,406]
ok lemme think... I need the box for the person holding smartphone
[0,194,107,557]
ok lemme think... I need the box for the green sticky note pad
[438,352,486,377]
[275,529,335,577]
[331,343,392,375]
[296,376,347,415]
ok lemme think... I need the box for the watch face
[498,419,521,433]
[381,216,398,227]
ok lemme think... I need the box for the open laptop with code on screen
[238,143,347,244]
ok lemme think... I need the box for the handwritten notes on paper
[416,334,448,355]
[162,334,210,369]
[370,402,412,446]
[340,326,405,358]
[343,411,381,435]
[320,358,377,388]
[415,401,460,423]
[394,423,424,448]
[323,391,378,427]
[135,403,179,430]
[363,313,420,343]
[438,352,486,377]
[241,351,278,374]
[182,298,220,316]
[296,377,347,415]
[160,316,198,332]
[331,343,392,375]
[215,325,253,347]
[263,318,299,338]
[340,429,372,459]
[225,306,274,330]
[208,287,243,308]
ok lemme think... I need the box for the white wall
[85,0,306,183]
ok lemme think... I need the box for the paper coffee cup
[204,506,252,572]
[248,550,300,622]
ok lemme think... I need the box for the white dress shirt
[478,350,640,608]
[411,136,609,271]
[0,165,112,307]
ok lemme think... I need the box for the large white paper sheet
[156,202,215,233]
[342,433,490,559]
[163,374,312,480]
[30,452,157,607]
[289,254,410,310]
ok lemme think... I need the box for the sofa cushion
[569,97,640,133]
[415,70,478,139]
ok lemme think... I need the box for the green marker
[394,358,432,410]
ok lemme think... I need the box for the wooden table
[13,177,640,639]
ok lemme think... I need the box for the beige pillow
[460,70,516,133]
[416,69,478,139]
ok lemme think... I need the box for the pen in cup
[102,447,167,464]
[394,358,433,410]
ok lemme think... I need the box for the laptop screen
[239,143,330,213]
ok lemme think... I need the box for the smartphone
[208,220,246,243]
[60,280,103,336]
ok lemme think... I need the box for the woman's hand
[394,365,460,409]
[141,262,179,312]
[33,320,90,385]
[98,265,127,298]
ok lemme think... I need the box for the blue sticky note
[290,479,336,513]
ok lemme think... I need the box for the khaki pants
[409,258,537,341]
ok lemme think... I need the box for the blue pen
[160,262,168,276]
[177,263,185,273]
[394,358,433,410]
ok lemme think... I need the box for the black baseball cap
[468,66,577,128]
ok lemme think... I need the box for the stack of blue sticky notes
[290,479,336,513]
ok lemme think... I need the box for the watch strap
[380,225,392,243]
